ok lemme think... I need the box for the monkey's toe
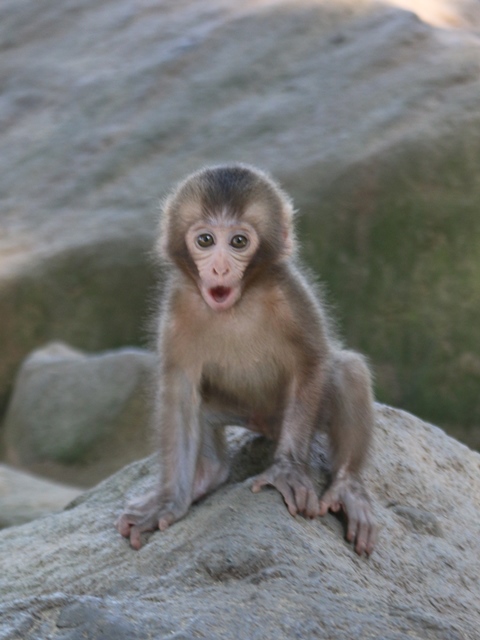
[319,480,377,556]
[129,526,145,550]
[115,512,157,549]
[158,512,177,531]
[115,514,132,538]
[356,513,377,556]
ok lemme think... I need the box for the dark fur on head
[157,164,297,274]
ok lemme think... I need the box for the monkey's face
[185,219,260,312]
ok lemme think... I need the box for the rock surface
[389,0,480,28]
[0,405,479,639]
[0,464,82,529]
[3,343,157,487]
[1,0,480,442]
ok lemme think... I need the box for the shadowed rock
[3,343,157,487]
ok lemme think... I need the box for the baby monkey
[116,164,377,555]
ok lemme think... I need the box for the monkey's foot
[251,460,319,518]
[115,491,189,550]
[319,477,377,556]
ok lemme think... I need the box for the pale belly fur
[170,290,295,413]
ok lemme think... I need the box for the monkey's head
[158,164,296,312]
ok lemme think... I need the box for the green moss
[298,138,480,443]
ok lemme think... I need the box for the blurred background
[1,0,480,507]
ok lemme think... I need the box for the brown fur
[116,164,377,555]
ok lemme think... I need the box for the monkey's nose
[212,264,230,276]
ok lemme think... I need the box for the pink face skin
[185,218,260,312]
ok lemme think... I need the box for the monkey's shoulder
[274,264,332,338]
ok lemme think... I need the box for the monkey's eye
[230,235,248,250]
[196,233,215,248]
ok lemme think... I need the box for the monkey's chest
[202,357,283,409]
[171,292,297,408]
[197,322,290,409]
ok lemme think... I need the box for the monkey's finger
[318,488,332,516]
[252,475,298,516]
[158,513,176,531]
[306,490,320,518]
[353,510,369,556]
[116,515,132,538]
[318,500,329,516]
[251,474,278,493]
[346,508,360,546]
[251,476,270,493]
[318,490,340,516]
[276,479,298,517]
[129,526,144,550]
[293,484,308,514]
[294,484,318,518]
[365,520,378,556]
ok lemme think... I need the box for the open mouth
[209,286,232,303]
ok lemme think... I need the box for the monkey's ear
[282,226,296,257]
[156,195,173,261]
[279,198,297,258]
[156,231,168,261]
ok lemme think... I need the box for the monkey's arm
[251,368,324,519]
[116,365,201,549]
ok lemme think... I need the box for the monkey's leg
[192,413,232,501]
[318,350,377,556]
[116,369,203,549]
[251,373,323,519]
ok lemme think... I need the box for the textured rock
[388,0,480,28]
[0,464,82,529]
[1,0,480,443]
[3,343,157,487]
[0,405,479,639]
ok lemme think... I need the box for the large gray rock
[0,464,82,529]
[389,0,480,28]
[3,343,157,487]
[1,0,480,444]
[0,405,479,639]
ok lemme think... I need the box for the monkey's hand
[251,459,319,519]
[319,476,377,556]
[116,491,190,550]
